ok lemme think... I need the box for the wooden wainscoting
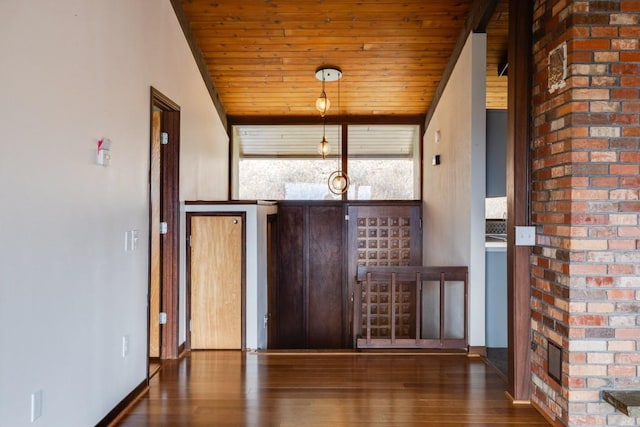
[272,201,422,349]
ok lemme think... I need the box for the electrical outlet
[30,390,43,422]
[122,335,130,358]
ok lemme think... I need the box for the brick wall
[531,1,640,426]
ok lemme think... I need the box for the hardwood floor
[116,351,549,426]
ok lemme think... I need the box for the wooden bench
[354,266,468,350]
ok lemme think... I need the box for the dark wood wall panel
[274,206,305,348]
[272,201,421,349]
[307,205,344,348]
[348,205,422,345]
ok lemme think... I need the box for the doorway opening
[148,87,181,369]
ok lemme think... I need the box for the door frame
[266,213,278,348]
[506,0,533,401]
[185,212,247,351]
[148,87,181,361]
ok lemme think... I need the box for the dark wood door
[273,203,345,349]
[307,205,344,348]
[274,205,305,348]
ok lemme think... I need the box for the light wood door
[190,216,243,349]
[149,107,161,358]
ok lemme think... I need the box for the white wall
[182,203,277,350]
[0,1,226,425]
[255,204,277,349]
[423,33,487,348]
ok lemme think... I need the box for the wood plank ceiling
[177,0,508,121]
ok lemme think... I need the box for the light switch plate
[515,226,536,246]
[131,229,139,251]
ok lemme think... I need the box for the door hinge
[419,218,423,230]
[188,235,192,247]
[345,214,350,221]
[160,222,168,235]
[161,132,169,145]
[159,312,167,325]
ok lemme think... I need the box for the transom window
[232,124,420,201]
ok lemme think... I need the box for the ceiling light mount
[315,66,342,82]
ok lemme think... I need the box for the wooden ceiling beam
[189,19,459,31]
[424,0,499,130]
[228,115,425,127]
[170,0,228,131]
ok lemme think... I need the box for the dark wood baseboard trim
[96,379,148,427]
[468,346,487,357]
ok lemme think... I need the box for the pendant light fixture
[314,65,350,195]
[315,66,341,159]
[318,121,330,159]
[328,170,350,195]
[315,83,330,117]
[315,66,342,117]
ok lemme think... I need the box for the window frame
[228,116,424,201]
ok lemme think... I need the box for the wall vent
[548,340,562,383]
[485,219,506,235]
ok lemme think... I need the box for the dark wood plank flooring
[116,351,549,426]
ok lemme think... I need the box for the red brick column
[531,1,640,426]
